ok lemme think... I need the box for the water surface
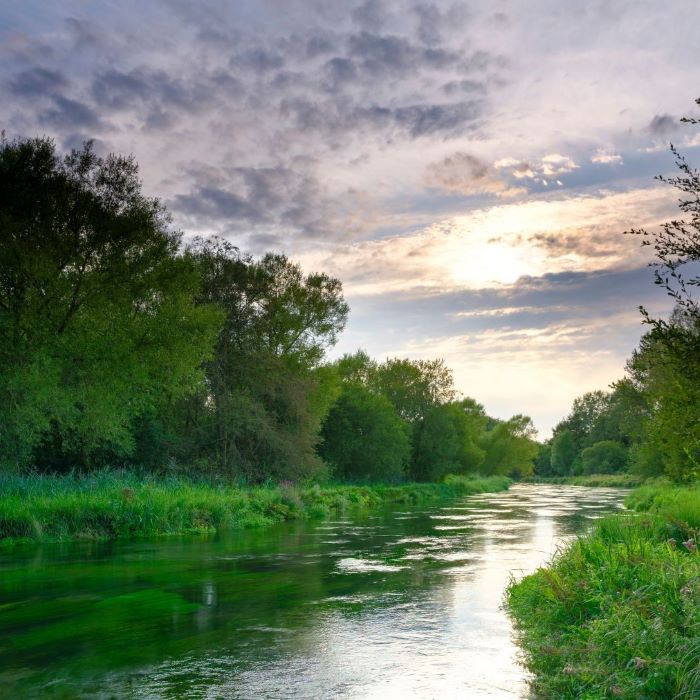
[0,484,626,698]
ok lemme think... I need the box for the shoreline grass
[525,473,646,488]
[506,482,700,699]
[0,470,510,546]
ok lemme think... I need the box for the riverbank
[0,471,510,545]
[506,482,700,699]
[525,473,645,487]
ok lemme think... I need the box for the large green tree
[319,385,410,482]
[481,414,538,478]
[371,357,455,423]
[179,238,349,481]
[0,137,220,469]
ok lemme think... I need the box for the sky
[2,0,700,437]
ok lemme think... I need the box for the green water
[0,484,626,698]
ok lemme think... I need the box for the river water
[0,484,626,699]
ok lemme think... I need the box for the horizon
[3,1,700,436]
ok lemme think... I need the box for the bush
[319,385,411,482]
[580,439,628,474]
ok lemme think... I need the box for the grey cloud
[8,67,67,97]
[280,96,482,141]
[648,114,677,136]
[413,4,442,44]
[348,32,460,77]
[306,34,335,58]
[355,101,481,138]
[92,68,215,114]
[231,47,285,73]
[441,79,486,96]
[528,232,620,258]
[172,165,328,234]
[64,17,101,49]
[352,0,388,31]
[175,185,259,221]
[323,57,358,91]
[426,151,519,195]
[40,95,102,130]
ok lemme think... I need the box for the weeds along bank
[0,471,510,545]
[507,483,700,700]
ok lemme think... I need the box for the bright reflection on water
[0,484,626,698]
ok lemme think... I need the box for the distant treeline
[0,136,538,482]
[535,306,700,482]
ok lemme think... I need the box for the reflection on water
[0,484,626,698]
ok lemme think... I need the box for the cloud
[352,0,387,32]
[591,149,623,165]
[297,185,676,296]
[8,67,67,97]
[648,113,677,136]
[40,95,102,130]
[426,152,525,197]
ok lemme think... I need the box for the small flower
[632,657,648,670]
[667,538,677,549]
[682,538,697,553]
[563,664,575,675]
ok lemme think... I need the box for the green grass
[506,482,700,699]
[0,470,510,545]
[527,473,646,487]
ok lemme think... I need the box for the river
[0,484,626,699]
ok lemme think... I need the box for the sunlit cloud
[591,149,623,165]
[299,185,674,296]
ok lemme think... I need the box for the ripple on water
[336,558,407,573]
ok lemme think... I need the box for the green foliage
[550,429,578,475]
[543,383,646,478]
[481,414,538,478]
[411,400,487,481]
[580,440,627,474]
[319,385,410,482]
[507,486,700,699]
[0,470,511,544]
[174,237,349,482]
[370,357,455,423]
[624,323,700,481]
[0,136,221,470]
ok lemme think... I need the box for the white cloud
[591,149,623,165]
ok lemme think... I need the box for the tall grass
[507,483,700,699]
[0,470,510,545]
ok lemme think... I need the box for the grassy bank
[0,471,510,545]
[506,483,700,699]
[526,473,646,487]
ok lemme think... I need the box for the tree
[550,429,578,476]
[0,137,221,470]
[319,385,410,482]
[553,391,611,452]
[482,414,538,478]
[580,440,628,474]
[411,399,487,481]
[624,319,700,480]
[371,357,455,422]
[177,238,349,481]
